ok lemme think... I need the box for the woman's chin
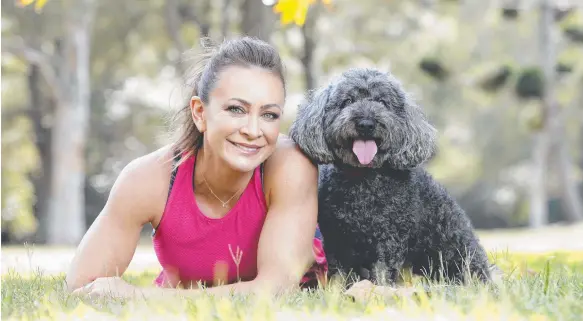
[222,152,265,173]
[223,142,271,172]
[224,157,262,173]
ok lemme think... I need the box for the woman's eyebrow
[229,97,281,110]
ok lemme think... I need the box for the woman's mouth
[229,141,263,155]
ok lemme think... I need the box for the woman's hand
[72,277,141,300]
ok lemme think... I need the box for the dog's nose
[356,119,375,134]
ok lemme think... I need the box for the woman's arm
[65,148,172,291]
[254,136,319,292]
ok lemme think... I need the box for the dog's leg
[413,177,493,284]
[327,252,361,287]
[370,243,405,286]
[370,259,387,285]
[421,213,491,283]
[327,254,345,276]
[432,232,491,284]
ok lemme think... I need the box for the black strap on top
[151,150,181,237]
[167,149,182,198]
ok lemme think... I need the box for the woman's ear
[190,96,206,133]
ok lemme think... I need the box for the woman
[66,37,327,299]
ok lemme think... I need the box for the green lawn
[2,251,582,320]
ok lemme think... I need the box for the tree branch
[178,2,210,37]
[2,39,62,103]
[1,107,33,121]
[165,0,187,74]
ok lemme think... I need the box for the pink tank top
[152,152,267,288]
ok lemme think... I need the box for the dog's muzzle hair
[289,68,438,169]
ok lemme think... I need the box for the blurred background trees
[2,0,582,245]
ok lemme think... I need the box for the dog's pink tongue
[352,140,378,165]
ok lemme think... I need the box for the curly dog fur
[289,68,492,285]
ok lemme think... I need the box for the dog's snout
[356,119,375,134]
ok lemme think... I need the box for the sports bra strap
[167,149,182,198]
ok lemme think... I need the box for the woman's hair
[166,37,286,165]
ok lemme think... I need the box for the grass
[2,251,583,320]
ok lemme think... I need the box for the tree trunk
[532,0,583,225]
[221,0,232,38]
[529,129,550,227]
[529,0,555,228]
[580,95,583,173]
[301,5,318,91]
[165,0,187,74]
[553,110,583,222]
[240,0,275,42]
[47,0,95,244]
[27,64,53,244]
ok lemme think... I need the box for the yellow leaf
[273,0,321,26]
[34,0,48,12]
[16,0,36,6]
[15,0,48,12]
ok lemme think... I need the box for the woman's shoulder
[262,134,318,203]
[106,145,176,219]
[265,134,314,168]
[120,145,175,183]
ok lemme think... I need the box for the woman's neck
[193,147,253,202]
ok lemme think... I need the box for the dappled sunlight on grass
[1,251,582,320]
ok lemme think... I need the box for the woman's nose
[240,115,262,139]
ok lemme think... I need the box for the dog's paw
[344,279,375,303]
[344,279,418,303]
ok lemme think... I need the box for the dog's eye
[343,98,353,106]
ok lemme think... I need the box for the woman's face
[191,65,285,173]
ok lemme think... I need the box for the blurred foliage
[515,67,544,100]
[1,0,583,243]
[1,58,39,238]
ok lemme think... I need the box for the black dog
[289,68,491,285]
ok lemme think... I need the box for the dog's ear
[392,99,438,169]
[288,86,335,164]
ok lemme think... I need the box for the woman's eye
[227,105,245,114]
[262,112,280,120]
